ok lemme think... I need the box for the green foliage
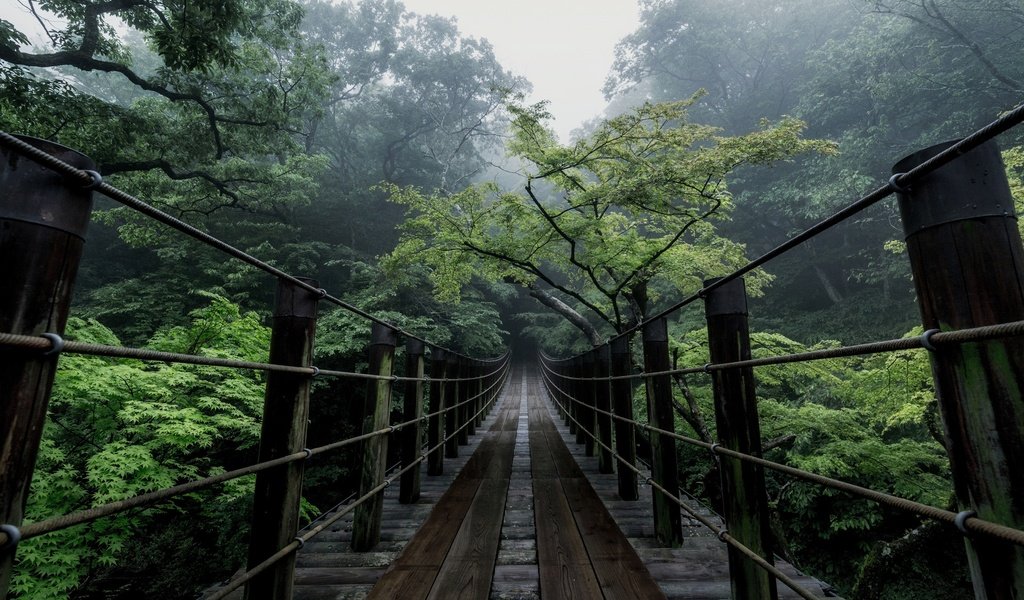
[12,297,271,599]
[386,97,833,339]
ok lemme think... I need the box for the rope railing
[0,355,511,547]
[0,131,485,362]
[0,332,508,383]
[543,319,1024,382]
[538,367,821,600]
[205,382,503,600]
[537,360,1024,548]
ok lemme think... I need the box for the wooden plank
[531,478,603,599]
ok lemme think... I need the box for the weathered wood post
[894,140,1024,598]
[595,345,615,474]
[457,357,470,445]
[244,277,319,600]
[428,348,447,475]
[611,336,639,500]
[582,351,597,456]
[399,338,425,504]
[642,317,684,547]
[351,323,397,551]
[704,277,777,600]
[473,360,484,427]
[0,138,95,596]
[445,355,460,458]
[573,356,585,442]
[466,359,478,434]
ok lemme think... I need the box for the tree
[385,96,833,345]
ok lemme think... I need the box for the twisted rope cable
[537,369,821,600]
[205,375,506,599]
[537,360,1024,548]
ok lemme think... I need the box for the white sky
[399,0,641,141]
[0,0,642,142]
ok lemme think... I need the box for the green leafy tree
[12,296,272,599]
[385,97,833,345]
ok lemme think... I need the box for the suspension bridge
[1,100,1024,600]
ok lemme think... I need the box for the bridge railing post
[611,336,639,500]
[641,317,684,547]
[595,345,614,474]
[457,357,470,445]
[703,277,778,600]
[572,356,584,442]
[445,355,460,458]
[399,339,425,504]
[244,277,319,600]
[582,351,596,456]
[352,323,397,551]
[894,140,1024,598]
[428,348,447,475]
[0,138,95,597]
[474,360,484,426]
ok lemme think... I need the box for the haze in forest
[2,1,1023,599]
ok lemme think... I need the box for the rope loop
[383,478,392,488]
[888,172,911,194]
[79,169,103,190]
[702,363,713,374]
[0,524,21,553]
[40,333,65,357]
[309,366,320,378]
[709,443,722,463]
[302,448,313,459]
[920,328,940,352]
[954,510,977,535]
[293,536,305,550]
[316,288,327,299]
[717,528,729,542]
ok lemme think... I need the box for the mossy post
[399,338,425,504]
[0,138,94,597]
[704,276,777,600]
[573,356,585,442]
[244,277,319,600]
[427,348,447,475]
[445,355,460,458]
[351,323,397,551]
[467,360,478,434]
[641,317,684,547]
[894,139,1024,599]
[595,345,614,473]
[611,336,639,500]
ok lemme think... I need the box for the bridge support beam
[595,345,614,474]
[244,277,319,600]
[427,348,447,475]
[704,277,778,600]
[611,337,639,500]
[0,138,95,597]
[400,339,425,504]
[895,140,1024,599]
[352,323,397,551]
[641,317,684,547]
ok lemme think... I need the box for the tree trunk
[528,284,604,346]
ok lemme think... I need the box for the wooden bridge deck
[218,365,832,599]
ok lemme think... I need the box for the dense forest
[1,0,1023,598]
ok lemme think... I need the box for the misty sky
[399,0,641,142]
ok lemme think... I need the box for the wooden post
[244,278,319,600]
[595,345,614,474]
[582,351,597,456]
[351,323,397,551]
[704,277,777,600]
[894,140,1024,598]
[0,138,94,596]
[611,336,639,501]
[399,339,425,504]
[466,360,477,435]
[457,357,470,445]
[642,317,684,547]
[573,357,585,443]
[428,348,446,475]
[474,361,484,426]
[445,355,460,458]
